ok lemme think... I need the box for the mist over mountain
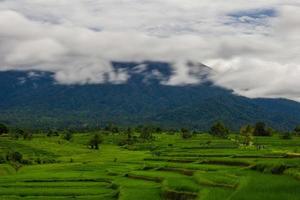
[1,62,300,130]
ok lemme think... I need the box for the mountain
[1,61,300,131]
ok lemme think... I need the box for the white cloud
[0,0,299,100]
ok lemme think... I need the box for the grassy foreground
[1,133,300,200]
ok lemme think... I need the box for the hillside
[1,62,300,130]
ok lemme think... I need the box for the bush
[139,127,153,140]
[21,159,33,165]
[239,125,253,146]
[35,158,42,164]
[251,162,288,174]
[280,132,292,140]
[118,128,136,146]
[181,128,192,139]
[23,132,33,140]
[0,156,5,164]
[12,129,24,139]
[118,138,134,146]
[88,134,103,149]
[104,123,119,133]
[294,125,300,136]
[0,123,9,135]
[63,131,73,141]
[6,151,23,163]
[47,130,59,137]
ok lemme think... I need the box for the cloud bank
[0,0,300,100]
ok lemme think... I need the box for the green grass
[1,133,300,199]
[229,172,300,200]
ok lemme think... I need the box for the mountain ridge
[1,62,300,130]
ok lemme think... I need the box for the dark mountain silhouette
[1,62,300,130]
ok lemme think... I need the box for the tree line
[2,122,300,143]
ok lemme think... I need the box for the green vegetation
[209,121,229,138]
[253,122,272,136]
[3,69,300,131]
[88,134,103,149]
[0,123,9,135]
[1,124,300,199]
[181,128,192,139]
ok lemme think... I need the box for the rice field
[1,133,300,199]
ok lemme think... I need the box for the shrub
[239,125,254,146]
[181,128,192,139]
[0,156,5,164]
[21,159,33,165]
[118,128,135,146]
[0,123,9,135]
[294,125,300,136]
[240,125,253,135]
[12,128,24,139]
[251,162,288,174]
[23,131,33,140]
[139,126,153,140]
[47,130,59,137]
[6,151,23,163]
[35,158,42,164]
[88,134,103,149]
[104,123,119,133]
[63,131,73,141]
[280,132,292,140]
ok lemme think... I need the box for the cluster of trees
[13,129,33,140]
[46,130,60,137]
[239,122,300,138]
[178,121,274,141]
[0,151,24,171]
[2,121,300,144]
[0,124,32,140]
[237,122,300,146]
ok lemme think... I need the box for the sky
[0,0,300,100]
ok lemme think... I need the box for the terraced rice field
[1,133,300,199]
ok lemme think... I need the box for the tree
[209,121,229,138]
[126,128,132,138]
[181,128,192,139]
[155,127,162,133]
[139,126,153,140]
[253,122,271,136]
[12,128,24,139]
[294,125,300,136]
[104,123,119,133]
[88,134,103,149]
[63,131,73,141]
[239,125,253,146]
[118,128,135,146]
[0,123,9,135]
